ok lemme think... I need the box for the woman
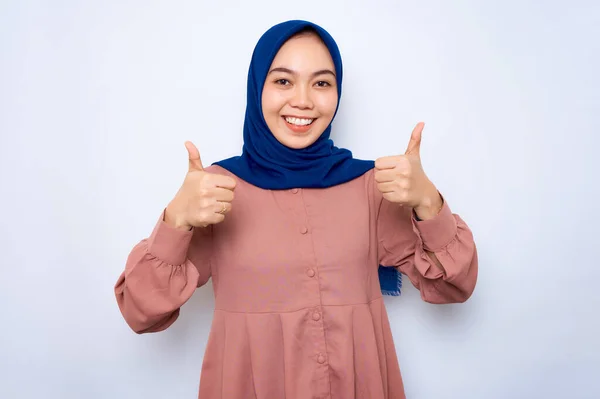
[115,20,478,399]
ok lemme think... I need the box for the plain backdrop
[1,1,599,398]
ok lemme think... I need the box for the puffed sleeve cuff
[146,210,194,265]
[413,198,457,252]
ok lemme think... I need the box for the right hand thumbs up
[165,141,237,230]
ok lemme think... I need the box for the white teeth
[285,117,314,126]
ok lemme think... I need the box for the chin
[271,119,326,149]
[276,134,319,149]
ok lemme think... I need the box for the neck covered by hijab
[214,19,374,190]
[214,20,402,297]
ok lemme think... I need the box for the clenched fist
[165,141,237,230]
[374,122,443,220]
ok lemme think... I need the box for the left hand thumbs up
[405,122,424,156]
[374,122,441,216]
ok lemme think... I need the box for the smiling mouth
[283,116,316,126]
[281,116,317,134]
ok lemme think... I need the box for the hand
[165,141,237,230]
[374,122,442,219]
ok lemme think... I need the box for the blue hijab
[215,20,402,296]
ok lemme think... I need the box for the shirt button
[300,226,308,234]
[291,188,299,194]
[306,269,316,277]
[317,354,326,364]
[312,312,321,321]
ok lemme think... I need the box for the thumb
[185,141,204,171]
[405,122,424,156]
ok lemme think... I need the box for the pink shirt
[115,165,478,399]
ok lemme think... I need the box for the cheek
[261,88,275,115]
[261,87,285,117]
[314,91,338,117]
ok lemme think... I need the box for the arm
[114,211,213,333]
[377,193,478,304]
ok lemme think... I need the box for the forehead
[271,33,335,68]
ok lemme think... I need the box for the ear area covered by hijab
[213,20,402,297]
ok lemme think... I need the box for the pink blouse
[115,165,478,399]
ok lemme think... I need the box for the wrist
[414,187,443,220]
[165,202,192,231]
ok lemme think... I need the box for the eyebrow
[268,67,336,79]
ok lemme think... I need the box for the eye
[275,78,290,86]
[315,81,331,87]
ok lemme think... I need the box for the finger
[212,201,231,216]
[202,212,226,226]
[382,191,401,203]
[212,187,235,202]
[405,122,424,155]
[190,210,225,227]
[376,181,396,193]
[185,141,204,171]
[211,175,237,190]
[374,169,396,183]
[374,156,399,170]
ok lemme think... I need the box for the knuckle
[203,174,218,187]
[398,157,410,169]
[198,197,213,209]
[196,171,210,184]
[198,187,209,197]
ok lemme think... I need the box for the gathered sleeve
[375,186,478,304]
[114,212,213,333]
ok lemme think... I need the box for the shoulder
[343,167,377,193]
[204,164,247,186]
[351,167,383,208]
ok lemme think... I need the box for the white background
[1,0,599,398]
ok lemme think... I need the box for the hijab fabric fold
[215,20,401,296]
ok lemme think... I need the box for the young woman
[115,19,478,399]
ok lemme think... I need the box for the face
[261,32,338,149]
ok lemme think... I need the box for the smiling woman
[114,19,478,399]
[262,29,338,149]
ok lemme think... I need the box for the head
[261,29,339,149]
[242,20,343,157]
[218,21,368,189]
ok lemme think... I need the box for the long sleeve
[376,189,478,304]
[114,212,213,333]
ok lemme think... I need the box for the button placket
[292,188,329,384]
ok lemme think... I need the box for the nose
[289,85,313,110]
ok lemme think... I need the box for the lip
[282,115,317,119]
[281,116,316,134]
